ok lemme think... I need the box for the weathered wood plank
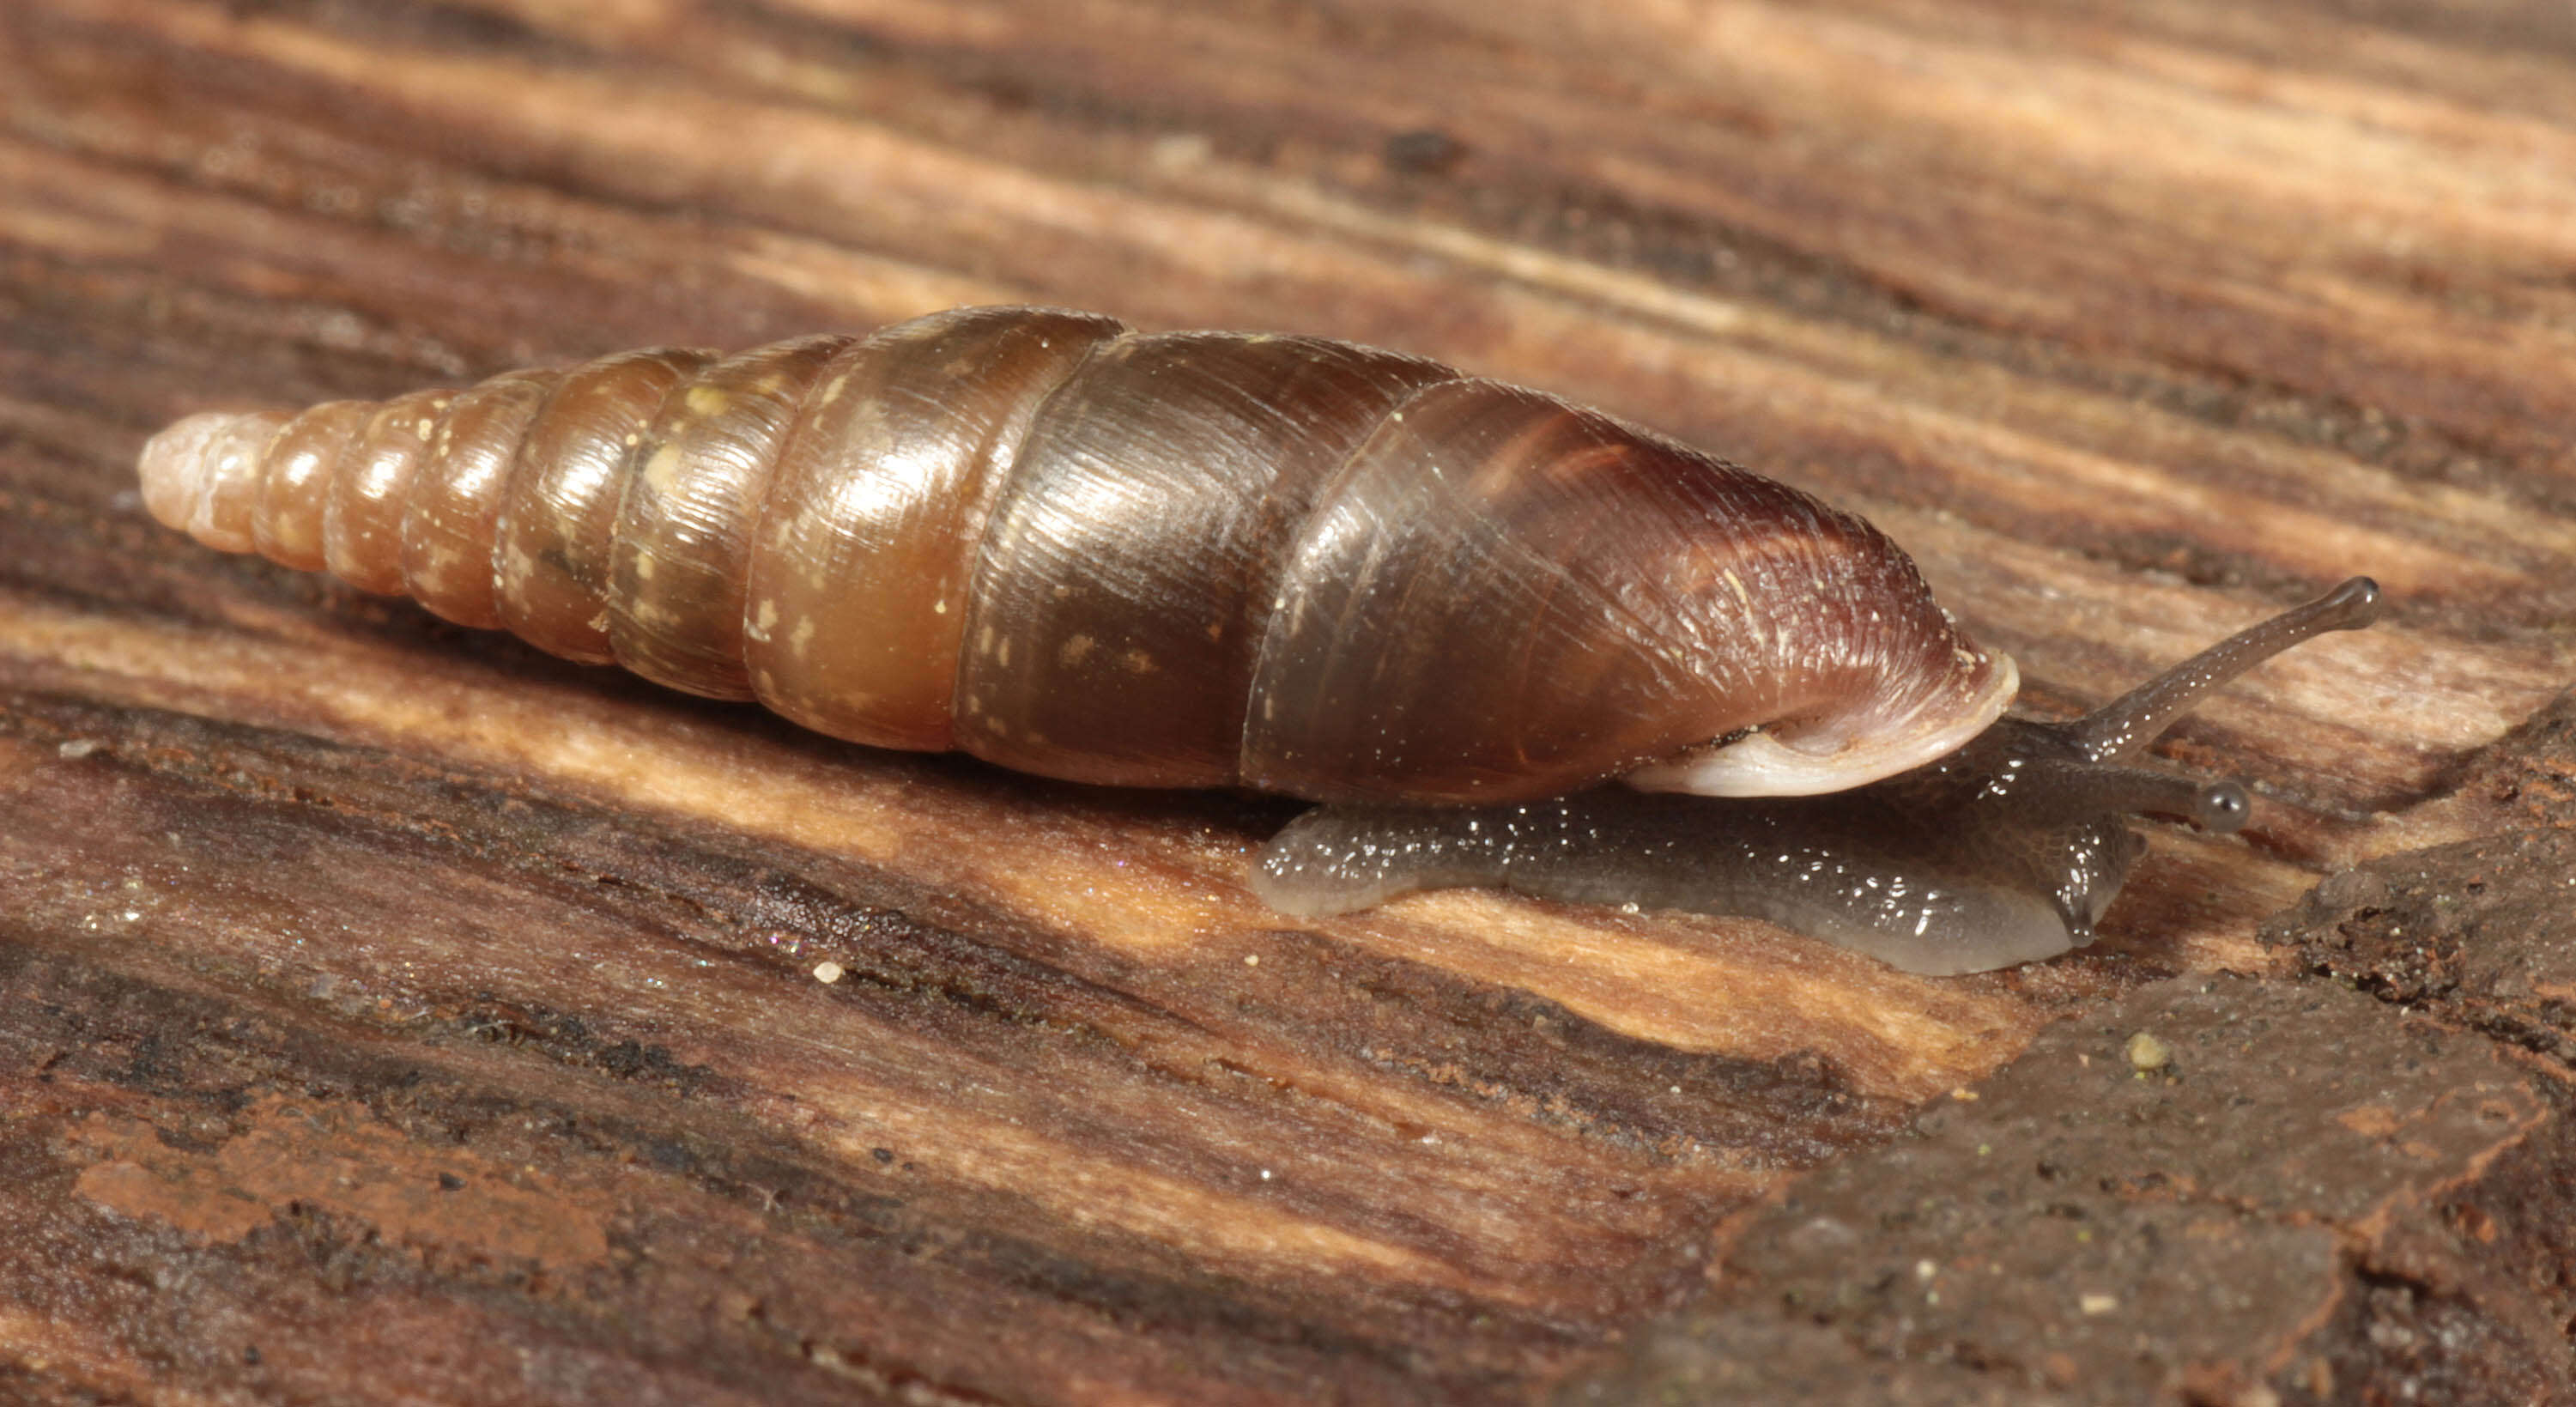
[3,1,2571,1401]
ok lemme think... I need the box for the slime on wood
[136,304,2379,974]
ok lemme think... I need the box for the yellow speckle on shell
[643,444,683,494]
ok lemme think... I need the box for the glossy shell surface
[138,305,2014,804]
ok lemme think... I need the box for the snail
[136,304,2377,974]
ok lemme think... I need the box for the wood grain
[3,2,2572,1402]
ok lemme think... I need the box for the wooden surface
[2,2,2573,1403]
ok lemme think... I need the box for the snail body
[137,305,2373,974]
[1257,577,2379,973]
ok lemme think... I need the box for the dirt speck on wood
[1570,974,2575,1404]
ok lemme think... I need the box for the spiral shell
[138,305,2014,804]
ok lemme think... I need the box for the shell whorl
[136,305,2014,803]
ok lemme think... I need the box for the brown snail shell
[138,304,2375,973]
[138,305,2013,807]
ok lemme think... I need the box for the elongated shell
[137,305,2014,804]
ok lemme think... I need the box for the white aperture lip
[1621,650,2019,798]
